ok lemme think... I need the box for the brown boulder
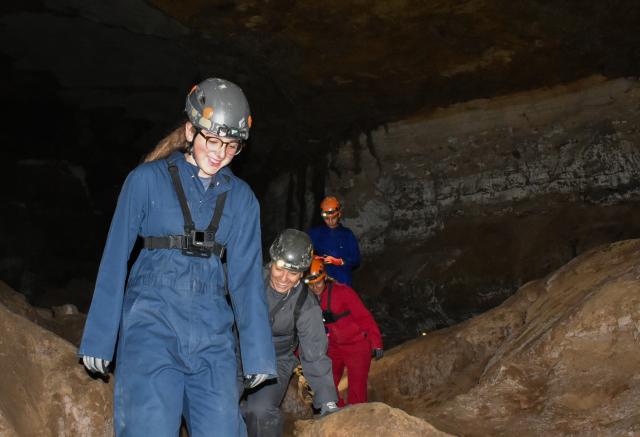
[0,280,86,346]
[0,298,112,436]
[369,239,640,436]
[294,402,452,437]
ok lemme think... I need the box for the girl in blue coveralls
[78,78,277,437]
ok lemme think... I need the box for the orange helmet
[320,196,341,218]
[304,258,327,284]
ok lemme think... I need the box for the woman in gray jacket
[241,228,339,437]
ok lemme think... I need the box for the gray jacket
[264,267,337,405]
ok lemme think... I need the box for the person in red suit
[304,258,383,406]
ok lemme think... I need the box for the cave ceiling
[2,1,639,174]
[149,0,640,140]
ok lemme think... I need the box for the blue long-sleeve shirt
[78,151,277,377]
[307,224,361,286]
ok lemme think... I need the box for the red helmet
[320,196,341,218]
[304,258,327,284]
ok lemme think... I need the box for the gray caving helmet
[185,78,252,140]
[269,229,314,273]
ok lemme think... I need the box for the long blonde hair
[144,123,190,162]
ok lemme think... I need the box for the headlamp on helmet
[320,196,341,218]
[304,258,327,284]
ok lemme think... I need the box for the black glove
[372,348,384,360]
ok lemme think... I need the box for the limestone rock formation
[332,76,640,345]
[368,239,640,436]
[0,291,112,436]
[0,280,86,346]
[294,402,452,437]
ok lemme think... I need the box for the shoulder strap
[294,286,308,324]
[291,286,309,352]
[269,295,288,324]
[207,190,227,233]
[326,282,334,312]
[324,282,350,322]
[167,160,195,233]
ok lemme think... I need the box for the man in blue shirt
[307,196,361,286]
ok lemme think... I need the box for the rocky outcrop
[0,280,86,346]
[368,239,640,436]
[0,292,112,436]
[294,402,452,437]
[321,76,640,346]
[333,77,640,251]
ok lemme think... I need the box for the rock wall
[367,239,640,437]
[316,76,640,346]
[331,76,640,251]
[0,287,112,436]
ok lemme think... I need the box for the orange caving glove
[323,256,344,266]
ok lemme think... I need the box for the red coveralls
[318,281,383,406]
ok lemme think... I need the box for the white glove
[244,373,269,389]
[82,356,110,375]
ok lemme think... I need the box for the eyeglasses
[197,130,244,156]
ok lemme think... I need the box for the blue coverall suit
[307,224,361,286]
[78,152,277,437]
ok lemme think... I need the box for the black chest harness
[143,159,228,259]
[322,282,351,324]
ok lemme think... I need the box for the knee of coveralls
[328,340,372,406]
[114,353,185,437]
[241,378,288,437]
[241,353,296,437]
[242,398,282,437]
[327,349,346,406]
[182,348,246,437]
[113,283,186,437]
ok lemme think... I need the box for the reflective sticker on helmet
[203,106,214,119]
[199,117,212,129]
[248,115,253,128]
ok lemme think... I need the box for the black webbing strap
[142,159,228,258]
[269,294,289,324]
[168,162,195,233]
[325,282,351,323]
[208,191,227,234]
[144,235,187,250]
[291,286,308,352]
